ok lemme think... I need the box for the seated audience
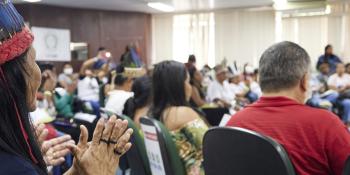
[58,63,77,89]
[78,58,101,116]
[327,63,350,125]
[123,76,152,127]
[308,63,336,110]
[228,74,248,103]
[207,65,234,108]
[92,47,110,70]
[151,61,208,175]
[105,65,134,115]
[200,64,213,89]
[188,66,207,108]
[317,44,342,74]
[228,73,259,104]
[227,41,350,175]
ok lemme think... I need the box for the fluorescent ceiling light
[23,0,42,2]
[147,2,174,12]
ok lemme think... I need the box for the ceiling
[14,0,274,13]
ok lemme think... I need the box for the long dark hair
[151,61,188,121]
[188,66,199,86]
[123,76,152,119]
[0,51,47,174]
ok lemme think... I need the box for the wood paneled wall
[15,4,152,73]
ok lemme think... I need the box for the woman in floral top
[151,60,209,175]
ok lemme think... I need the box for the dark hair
[114,65,128,86]
[187,66,197,85]
[259,41,310,93]
[0,51,47,174]
[346,63,350,69]
[38,62,54,72]
[325,44,332,53]
[151,61,188,120]
[98,47,106,52]
[188,55,196,63]
[254,68,259,75]
[124,76,152,118]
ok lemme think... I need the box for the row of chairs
[116,114,350,175]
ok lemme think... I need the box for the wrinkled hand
[67,116,133,175]
[42,135,75,166]
[34,123,48,148]
[35,123,75,166]
[42,70,57,91]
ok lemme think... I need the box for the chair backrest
[343,156,350,175]
[101,109,151,175]
[140,117,186,175]
[203,127,296,175]
[200,107,230,126]
[118,115,152,175]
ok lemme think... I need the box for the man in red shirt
[226,41,350,175]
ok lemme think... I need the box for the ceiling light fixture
[23,0,42,2]
[147,2,174,12]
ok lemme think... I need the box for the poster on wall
[32,27,71,61]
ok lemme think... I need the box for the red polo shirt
[226,96,350,175]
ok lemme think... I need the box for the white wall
[215,10,275,69]
[151,6,350,70]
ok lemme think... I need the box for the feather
[0,0,24,41]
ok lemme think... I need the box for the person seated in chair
[123,76,152,128]
[226,41,350,175]
[327,63,350,126]
[207,65,234,108]
[187,66,207,108]
[151,61,209,175]
[307,63,338,110]
[105,65,135,116]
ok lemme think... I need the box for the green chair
[140,117,186,175]
[118,115,152,175]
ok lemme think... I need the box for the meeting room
[1,0,350,174]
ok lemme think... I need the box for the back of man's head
[259,41,310,93]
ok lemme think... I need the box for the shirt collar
[248,96,303,107]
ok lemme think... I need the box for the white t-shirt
[77,77,100,101]
[207,80,234,103]
[228,83,245,95]
[105,90,134,115]
[243,81,262,97]
[327,73,350,89]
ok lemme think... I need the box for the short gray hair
[259,41,310,93]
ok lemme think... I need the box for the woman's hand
[42,135,75,166]
[42,70,57,92]
[34,123,48,148]
[67,116,133,175]
[35,123,75,166]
